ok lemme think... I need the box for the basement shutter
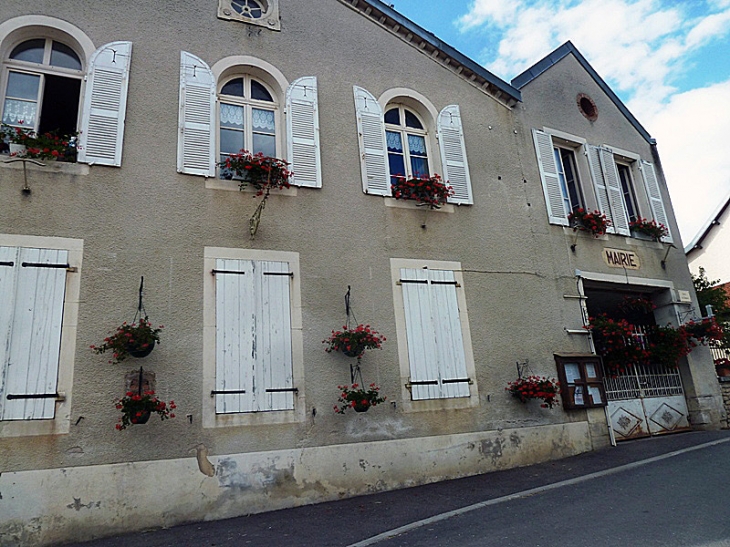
[400,268,469,401]
[177,52,216,177]
[437,105,473,204]
[353,86,390,196]
[586,144,616,234]
[214,259,294,413]
[0,247,68,420]
[286,76,321,188]
[78,41,132,167]
[640,161,673,243]
[532,129,569,226]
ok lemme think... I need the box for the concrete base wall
[0,422,592,546]
[719,380,730,429]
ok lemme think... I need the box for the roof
[511,41,654,144]
[338,0,522,106]
[684,193,730,255]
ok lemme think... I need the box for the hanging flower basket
[114,390,175,430]
[506,376,560,408]
[568,209,610,237]
[323,324,386,358]
[391,174,454,209]
[334,383,386,414]
[91,317,163,364]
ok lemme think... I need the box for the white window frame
[0,234,82,438]
[390,258,478,412]
[384,104,432,181]
[202,247,304,428]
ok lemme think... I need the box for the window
[203,248,304,427]
[2,38,82,140]
[385,105,429,184]
[217,0,281,31]
[178,52,321,187]
[0,23,132,166]
[219,75,278,178]
[554,146,584,214]
[617,163,639,224]
[0,235,82,437]
[391,259,478,409]
[354,86,473,204]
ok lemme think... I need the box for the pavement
[61,429,730,547]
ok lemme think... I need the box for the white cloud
[641,79,730,242]
[457,0,522,29]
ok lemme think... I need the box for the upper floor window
[617,162,639,224]
[2,38,83,140]
[385,105,429,185]
[219,75,278,178]
[554,146,584,214]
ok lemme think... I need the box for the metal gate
[603,362,691,440]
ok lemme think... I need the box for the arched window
[219,75,278,173]
[2,37,83,137]
[384,105,429,185]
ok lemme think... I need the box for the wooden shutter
[0,247,67,420]
[401,268,469,401]
[286,76,321,188]
[586,145,616,233]
[640,161,673,243]
[438,105,473,204]
[215,259,294,413]
[532,129,569,226]
[598,148,630,235]
[78,41,132,167]
[353,86,390,195]
[178,51,216,177]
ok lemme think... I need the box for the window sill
[399,394,479,413]
[384,197,455,213]
[0,157,89,176]
[204,407,305,428]
[205,177,298,196]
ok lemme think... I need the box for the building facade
[0,1,722,545]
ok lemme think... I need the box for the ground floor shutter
[215,259,294,413]
[400,268,469,400]
[0,247,68,420]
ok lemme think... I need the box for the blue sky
[386,0,730,247]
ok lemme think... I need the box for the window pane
[408,134,426,156]
[50,41,82,70]
[39,75,81,135]
[384,108,400,125]
[220,103,244,129]
[386,130,403,153]
[252,108,275,133]
[6,71,40,101]
[220,128,244,155]
[2,99,37,127]
[221,78,244,97]
[9,39,45,64]
[404,110,423,129]
[388,153,406,179]
[250,80,273,102]
[252,132,276,157]
[411,156,429,178]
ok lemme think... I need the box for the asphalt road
[61,430,730,547]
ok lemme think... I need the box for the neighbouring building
[686,194,730,285]
[0,1,722,545]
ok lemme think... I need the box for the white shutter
[532,129,569,226]
[598,148,630,235]
[286,76,321,188]
[178,51,216,177]
[437,105,473,205]
[586,145,615,233]
[78,41,132,167]
[0,247,19,420]
[1,248,67,420]
[215,259,294,413]
[353,86,390,196]
[640,161,673,243]
[401,268,469,401]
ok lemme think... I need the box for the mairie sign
[602,248,640,270]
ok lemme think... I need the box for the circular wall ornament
[577,93,598,121]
